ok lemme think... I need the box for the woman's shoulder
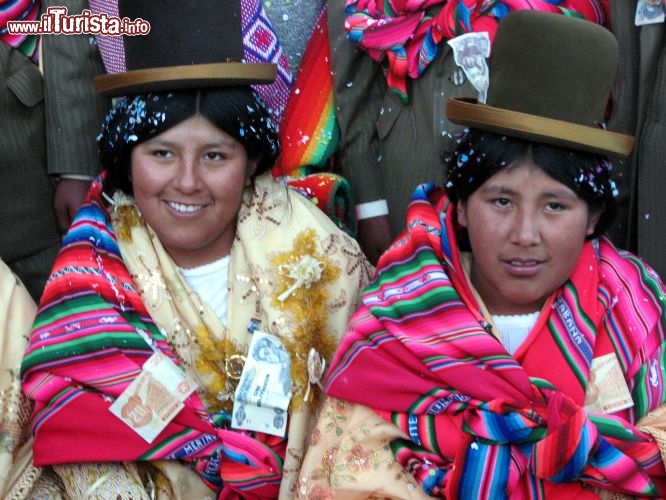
[249,173,363,246]
[598,237,665,289]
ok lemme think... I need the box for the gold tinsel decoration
[192,325,245,414]
[109,191,143,242]
[270,228,340,412]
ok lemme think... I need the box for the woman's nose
[511,210,541,246]
[172,159,201,191]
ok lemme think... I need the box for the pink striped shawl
[326,182,666,497]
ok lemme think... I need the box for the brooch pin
[277,255,326,302]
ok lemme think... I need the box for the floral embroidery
[233,263,274,315]
[320,232,370,277]
[237,181,288,235]
[132,253,170,312]
[321,446,339,476]
[304,484,335,500]
[346,444,376,473]
[310,427,322,447]
[318,398,351,437]
[316,441,385,487]
[1,373,25,454]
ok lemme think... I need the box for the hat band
[446,98,634,157]
[95,62,277,97]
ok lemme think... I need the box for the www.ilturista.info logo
[6,7,150,36]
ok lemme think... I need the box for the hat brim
[446,98,634,157]
[95,62,277,97]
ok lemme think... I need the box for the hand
[356,216,393,266]
[53,178,93,234]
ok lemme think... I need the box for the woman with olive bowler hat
[298,10,666,498]
[14,1,372,498]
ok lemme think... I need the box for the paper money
[635,0,665,26]
[584,352,634,415]
[110,351,197,443]
[232,331,291,437]
[447,32,491,103]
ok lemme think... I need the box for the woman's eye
[152,149,172,158]
[546,202,565,211]
[205,151,225,161]
[493,197,511,207]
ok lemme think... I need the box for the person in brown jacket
[607,1,666,280]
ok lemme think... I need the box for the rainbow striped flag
[273,5,339,178]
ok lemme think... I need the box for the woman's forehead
[479,161,578,197]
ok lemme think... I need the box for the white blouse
[179,255,230,327]
[492,311,540,355]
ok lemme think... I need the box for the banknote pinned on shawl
[584,352,634,415]
[232,330,292,437]
[109,351,198,443]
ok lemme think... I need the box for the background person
[606,0,666,280]
[0,0,108,301]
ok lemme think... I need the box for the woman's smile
[165,200,207,215]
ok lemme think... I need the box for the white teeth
[168,202,203,213]
[510,260,538,267]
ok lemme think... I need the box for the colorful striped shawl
[20,181,286,498]
[326,183,666,497]
[1,0,40,61]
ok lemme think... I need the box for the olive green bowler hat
[95,0,276,97]
[446,10,633,157]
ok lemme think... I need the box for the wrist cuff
[59,174,96,181]
[356,199,389,220]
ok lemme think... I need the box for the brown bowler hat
[446,10,633,157]
[95,0,276,97]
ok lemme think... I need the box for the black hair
[443,129,618,239]
[98,87,280,197]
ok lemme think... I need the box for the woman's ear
[457,200,469,228]
[246,159,259,186]
[586,207,603,236]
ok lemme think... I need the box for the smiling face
[131,115,257,268]
[457,160,599,315]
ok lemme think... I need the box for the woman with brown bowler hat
[298,10,666,498]
[12,0,372,498]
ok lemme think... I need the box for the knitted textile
[286,173,355,237]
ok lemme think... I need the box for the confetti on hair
[446,130,619,199]
[576,158,617,198]
[97,90,280,176]
[97,94,170,171]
